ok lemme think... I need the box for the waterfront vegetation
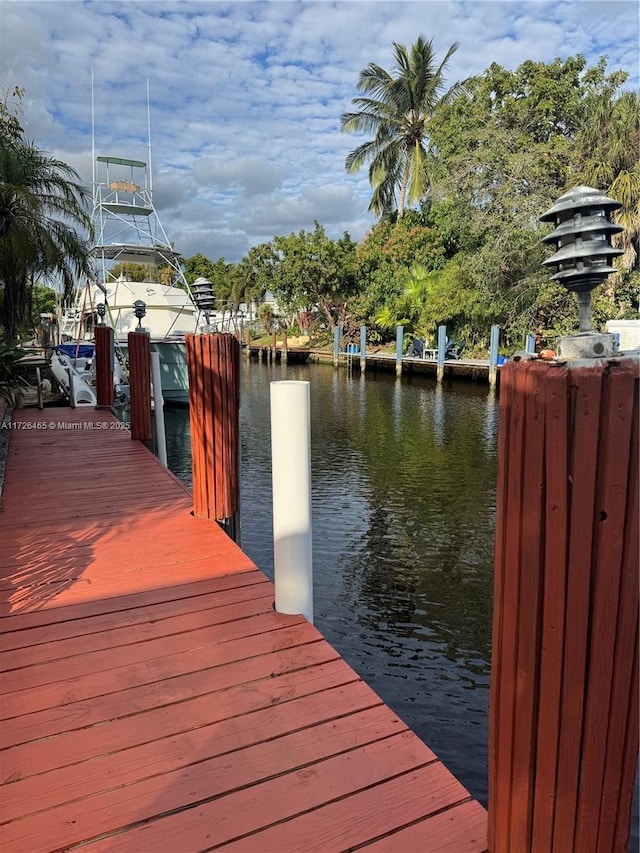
[0,87,92,342]
[1,42,638,356]
[185,47,639,354]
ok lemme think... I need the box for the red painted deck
[0,408,487,852]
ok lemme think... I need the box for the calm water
[157,359,638,848]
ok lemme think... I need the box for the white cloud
[2,0,638,263]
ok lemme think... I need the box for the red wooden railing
[489,356,639,852]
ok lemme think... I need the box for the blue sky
[2,1,639,262]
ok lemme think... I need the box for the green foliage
[110,262,153,283]
[354,206,447,329]
[214,52,637,352]
[0,86,25,143]
[424,54,636,345]
[341,36,464,217]
[183,253,226,287]
[0,95,92,339]
[574,85,640,273]
[0,328,25,405]
[30,284,57,330]
[267,223,358,328]
[257,302,274,333]
[373,264,434,337]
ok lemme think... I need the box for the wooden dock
[247,345,499,383]
[0,407,487,852]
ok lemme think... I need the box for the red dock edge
[0,408,487,853]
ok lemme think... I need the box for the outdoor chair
[445,339,466,360]
[407,337,425,358]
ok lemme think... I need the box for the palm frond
[342,35,460,218]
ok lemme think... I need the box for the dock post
[395,325,404,377]
[525,333,536,355]
[128,331,152,442]
[488,355,639,853]
[488,324,500,387]
[270,380,313,623]
[67,366,76,408]
[94,324,114,407]
[185,333,241,541]
[271,329,277,362]
[333,325,340,368]
[360,325,367,373]
[150,351,167,467]
[35,367,43,410]
[281,327,288,363]
[436,325,446,383]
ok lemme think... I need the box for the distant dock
[247,344,500,383]
[0,408,487,852]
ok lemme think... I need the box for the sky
[2,0,639,264]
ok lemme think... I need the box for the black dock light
[191,277,215,325]
[133,299,147,330]
[96,303,106,324]
[540,186,623,339]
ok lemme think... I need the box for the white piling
[150,351,168,467]
[67,367,76,408]
[270,380,313,623]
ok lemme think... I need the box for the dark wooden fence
[489,356,639,852]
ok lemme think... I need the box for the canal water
[157,358,638,849]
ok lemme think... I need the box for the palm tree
[577,88,640,273]
[341,36,464,219]
[374,263,435,336]
[0,135,92,339]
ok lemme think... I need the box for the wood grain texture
[0,407,487,852]
[186,333,240,521]
[489,357,639,853]
[128,331,152,441]
[94,324,114,407]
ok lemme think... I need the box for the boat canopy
[91,244,183,265]
[101,202,154,217]
[57,343,95,358]
[97,156,146,168]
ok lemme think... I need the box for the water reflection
[484,387,499,451]
[433,382,445,446]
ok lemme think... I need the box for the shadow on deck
[0,408,487,852]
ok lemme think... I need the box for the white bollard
[150,351,168,467]
[270,380,313,623]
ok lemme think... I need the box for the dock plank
[0,408,487,851]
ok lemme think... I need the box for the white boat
[60,154,214,405]
[50,343,97,407]
[50,342,129,407]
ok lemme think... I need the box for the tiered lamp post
[488,187,638,853]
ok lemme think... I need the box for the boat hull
[50,351,98,407]
[117,339,189,405]
[151,341,189,406]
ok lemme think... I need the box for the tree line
[185,46,638,351]
[1,43,638,352]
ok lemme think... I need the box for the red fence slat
[94,325,114,408]
[489,356,639,853]
[127,332,151,442]
[186,333,240,524]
